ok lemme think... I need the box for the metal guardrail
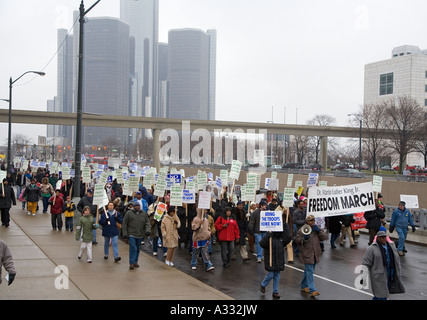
[383,205,427,230]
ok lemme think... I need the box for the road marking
[285,264,374,297]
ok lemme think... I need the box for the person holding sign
[249,200,267,263]
[215,207,240,268]
[364,194,386,246]
[99,201,122,263]
[191,208,215,271]
[259,221,292,299]
[295,215,328,297]
[161,206,181,266]
[389,201,416,256]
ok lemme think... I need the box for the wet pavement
[1,204,426,301]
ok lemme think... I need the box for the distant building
[167,28,217,120]
[364,45,427,166]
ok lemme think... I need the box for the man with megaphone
[295,214,328,297]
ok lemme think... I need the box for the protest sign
[372,175,382,193]
[170,185,183,207]
[307,182,375,218]
[283,188,294,207]
[260,211,283,232]
[351,212,367,230]
[182,189,196,204]
[400,195,419,209]
[198,191,211,209]
[287,174,293,187]
[154,202,167,221]
[307,173,318,187]
[229,160,242,180]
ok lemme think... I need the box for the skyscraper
[120,0,159,140]
[167,28,217,120]
[80,17,131,145]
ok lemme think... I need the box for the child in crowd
[63,196,76,231]
[76,206,98,263]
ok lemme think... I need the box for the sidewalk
[0,206,233,300]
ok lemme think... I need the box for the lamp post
[8,71,45,172]
[348,113,362,170]
[74,0,101,200]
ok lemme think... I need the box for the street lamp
[348,113,362,170]
[8,71,45,172]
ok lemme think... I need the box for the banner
[307,182,375,218]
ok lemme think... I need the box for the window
[425,99,427,107]
[379,73,393,95]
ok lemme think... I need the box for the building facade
[167,28,217,120]
[364,45,427,166]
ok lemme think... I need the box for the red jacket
[49,195,64,214]
[215,216,240,242]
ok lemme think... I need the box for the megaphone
[301,224,312,235]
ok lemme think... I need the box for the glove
[303,234,310,241]
[389,226,394,233]
[412,226,416,232]
[312,225,320,232]
[8,273,15,286]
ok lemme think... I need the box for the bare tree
[307,114,337,164]
[384,96,425,174]
[413,114,427,167]
[358,102,389,172]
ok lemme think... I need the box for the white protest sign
[307,173,319,187]
[400,195,419,209]
[287,174,293,187]
[260,211,283,232]
[170,185,183,207]
[372,175,382,193]
[198,191,211,209]
[229,160,242,180]
[307,182,375,218]
[283,188,294,207]
[182,189,196,204]
[93,184,105,206]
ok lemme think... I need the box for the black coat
[0,185,16,208]
[259,223,292,272]
[364,207,385,230]
[326,215,342,234]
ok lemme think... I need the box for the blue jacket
[390,207,414,229]
[99,210,122,237]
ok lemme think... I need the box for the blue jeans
[153,236,167,255]
[254,233,265,259]
[396,227,407,251]
[42,196,50,213]
[301,263,316,293]
[261,271,280,293]
[104,235,119,258]
[128,236,142,264]
[191,243,213,270]
[330,233,340,247]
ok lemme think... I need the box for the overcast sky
[1,0,427,144]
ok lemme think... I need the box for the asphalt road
[138,231,427,300]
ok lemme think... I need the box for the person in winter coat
[161,206,181,266]
[77,189,98,244]
[215,206,240,268]
[148,200,167,257]
[63,196,76,231]
[99,201,123,262]
[259,221,292,299]
[0,179,16,227]
[248,200,267,262]
[122,200,151,270]
[191,208,215,271]
[339,214,357,247]
[22,178,41,216]
[326,215,342,249]
[295,214,328,297]
[0,240,16,285]
[49,190,65,231]
[40,177,54,213]
[389,201,416,256]
[76,206,98,263]
[234,201,250,261]
[362,230,402,300]
[364,194,386,245]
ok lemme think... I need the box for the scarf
[376,239,396,270]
